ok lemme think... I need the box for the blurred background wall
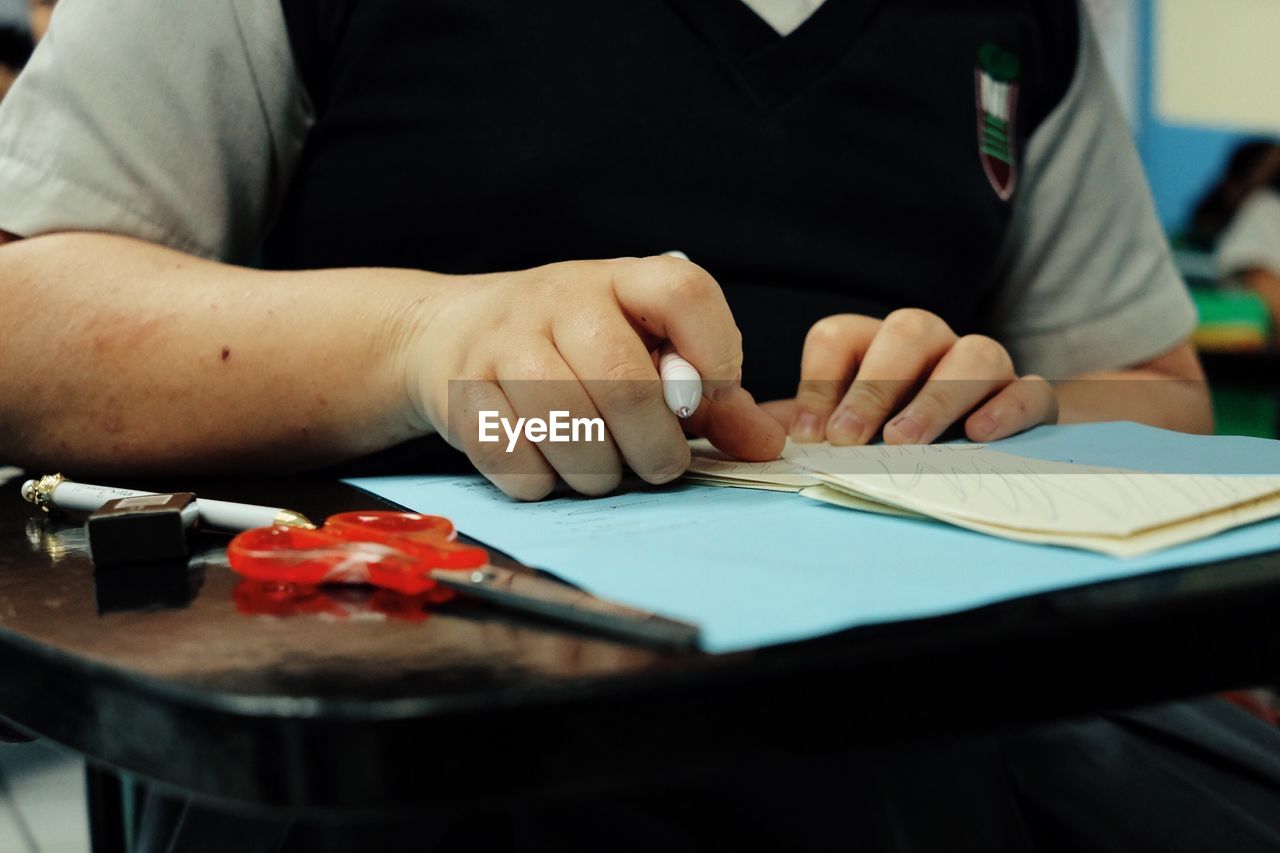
[0,0,23,27]
[1088,0,1280,237]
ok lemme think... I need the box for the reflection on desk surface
[2,509,676,705]
[233,579,453,622]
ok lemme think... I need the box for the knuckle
[706,344,743,384]
[643,254,690,276]
[845,379,898,413]
[795,378,843,409]
[598,359,657,387]
[663,265,718,306]
[957,335,1013,375]
[882,308,940,340]
[804,314,857,350]
[1012,376,1055,415]
[579,257,614,278]
[1004,390,1033,421]
[916,386,959,419]
[506,351,555,383]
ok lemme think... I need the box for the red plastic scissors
[227,511,699,649]
[229,512,485,595]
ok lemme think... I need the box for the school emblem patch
[975,42,1020,201]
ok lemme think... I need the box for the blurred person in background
[0,25,32,103]
[1192,140,1280,322]
[27,0,55,42]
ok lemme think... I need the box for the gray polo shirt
[1217,188,1280,281]
[0,0,1195,379]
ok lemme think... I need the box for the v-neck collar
[664,0,884,110]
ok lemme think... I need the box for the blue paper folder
[347,423,1280,653]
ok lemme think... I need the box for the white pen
[20,474,315,531]
[659,347,703,419]
[660,250,704,419]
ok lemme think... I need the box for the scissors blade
[429,566,701,651]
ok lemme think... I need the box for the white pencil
[20,474,315,531]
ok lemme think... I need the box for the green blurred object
[1190,287,1271,352]
[1177,250,1278,438]
[1212,386,1278,439]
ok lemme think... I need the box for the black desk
[3,477,1280,846]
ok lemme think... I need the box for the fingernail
[791,413,823,442]
[888,413,923,443]
[828,411,866,444]
[969,412,998,440]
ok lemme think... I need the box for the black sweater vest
[265,0,1078,400]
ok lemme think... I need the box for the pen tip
[677,406,691,418]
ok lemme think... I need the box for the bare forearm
[0,232,445,475]
[1056,369,1214,434]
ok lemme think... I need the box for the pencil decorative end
[20,474,65,512]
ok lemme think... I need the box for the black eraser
[87,493,198,569]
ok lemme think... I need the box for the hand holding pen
[408,254,784,500]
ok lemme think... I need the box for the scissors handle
[429,566,701,651]
[324,511,488,568]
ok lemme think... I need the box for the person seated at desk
[1194,140,1280,324]
[0,0,1209,494]
[0,0,1275,851]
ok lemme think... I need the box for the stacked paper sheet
[688,440,1280,557]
